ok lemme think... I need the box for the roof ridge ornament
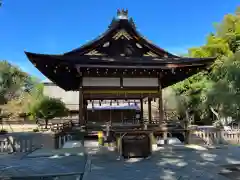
[117,9,128,19]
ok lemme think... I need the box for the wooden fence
[0,132,72,154]
[189,128,240,145]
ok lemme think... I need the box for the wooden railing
[38,120,75,133]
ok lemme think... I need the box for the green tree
[0,61,36,104]
[171,7,240,125]
[207,52,240,120]
[30,97,68,129]
[0,61,43,122]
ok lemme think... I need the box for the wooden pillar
[78,75,85,126]
[158,74,164,125]
[76,65,84,126]
[148,97,152,123]
[83,100,88,124]
[140,99,144,123]
[158,73,167,139]
[78,87,84,126]
[158,87,164,125]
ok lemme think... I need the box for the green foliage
[172,6,240,125]
[0,61,43,120]
[30,97,68,128]
[0,61,37,104]
[207,52,240,118]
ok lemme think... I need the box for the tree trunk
[45,119,49,129]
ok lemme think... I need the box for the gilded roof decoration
[112,29,132,40]
[85,50,105,56]
[143,51,158,57]
[103,42,110,47]
[136,43,142,49]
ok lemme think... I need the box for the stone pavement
[0,141,240,179]
[83,144,240,180]
[0,148,87,179]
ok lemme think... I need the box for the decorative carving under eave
[143,51,158,57]
[112,29,132,40]
[85,50,105,56]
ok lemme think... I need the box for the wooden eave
[25,51,215,68]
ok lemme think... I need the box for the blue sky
[0,0,239,80]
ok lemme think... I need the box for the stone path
[0,148,86,179]
[1,141,240,179]
[83,144,240,180]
